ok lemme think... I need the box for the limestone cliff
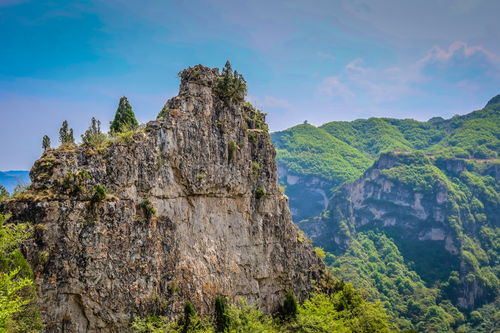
[2,65,325,332]
[300,151,499,310]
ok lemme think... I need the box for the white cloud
[318,76,354,99]
[419,41,500,65]
[318,41,500,104]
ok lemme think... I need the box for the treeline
[132,282,393,333]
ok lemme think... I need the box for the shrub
[228,140,238,162]
[214,296,230,332]
[141,199,156,221]
[255,187,268,199]
[92,184,107,202]
[251,161,260,176]
[315,247,326,260]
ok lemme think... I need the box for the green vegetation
[132,283,392,332]
[272,97,500,331]
[0,186,8,201]
[82,117,107,148]
[228,140,238,162]
[0,214,43,332]
[140,199,157,221]
[328,232,464,331]
[255,187,268,199]
[215,61,247,104]
[42,135,50,151]
[273,123,371,185]
[92,184,107,202]
[58,120,74,145]
[214,296,230,332]
[110,97,139,134]
[281,291,298,320]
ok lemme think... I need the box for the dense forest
[272,95,499,332]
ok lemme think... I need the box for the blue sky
[0,0,499,170]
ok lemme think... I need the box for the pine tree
[214,296,230,332]
[59,121,74,145]
[42,135,51,151]
[110,97,139,134]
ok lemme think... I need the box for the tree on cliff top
[59,120,74,145]
[110,97,139,134]
[215,61,247,104]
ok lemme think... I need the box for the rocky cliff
[2,65,325,332]
[300,151,499,310]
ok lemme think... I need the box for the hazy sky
[1,0,499,170]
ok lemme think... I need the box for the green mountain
[272,96,500,331]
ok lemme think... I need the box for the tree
[215,61,247,104]
[282,291,298,320]
[214,296,230,332]
[59,120,74,145]
[0,214,42,331]
[82,117,106,147]
[181,301,200,333]
[110,97,139,134]
[42,135,51,151]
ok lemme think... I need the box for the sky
[0,0,499,170]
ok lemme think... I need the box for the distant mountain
[0,170,30,193]
[272,95,499,331]
[272,96,499,221]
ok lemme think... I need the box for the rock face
[2,65,325,332]
[300,151,498,310]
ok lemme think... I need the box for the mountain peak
[485,94,500,108]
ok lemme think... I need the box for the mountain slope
[272,95,500,331]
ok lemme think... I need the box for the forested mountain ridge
[272,96,499,221]
[272,95,499,332]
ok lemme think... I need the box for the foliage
[110,97,139,134]
[0,214,43,331]
[0,186,8,201]
[42,135,51,151]
[281,291,298,320]
[58,170,90,196]
[255,187,268,199]
[92,184,107,202]
[82,117,107,148]
[228,141,238,162]
[272,123,371,185]
[214,296,230,332]
[140,199,156,221]
[58,120,74,145]
[215,61,247,104]
[132,287,393,333]
[328,232,463,331]
[272,102,500,331]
